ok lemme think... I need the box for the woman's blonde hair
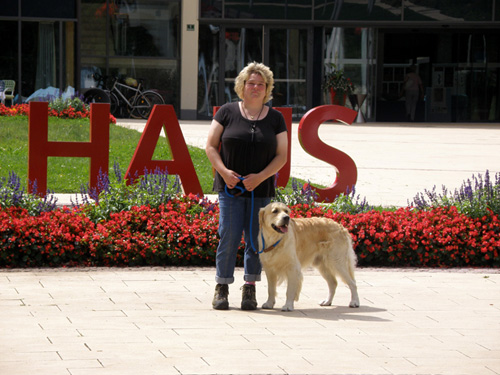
[234,61,274,104]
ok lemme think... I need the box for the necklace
[243,103,264,121]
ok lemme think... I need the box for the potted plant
[323,64,354,106]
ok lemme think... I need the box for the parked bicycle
[83,73,165,119]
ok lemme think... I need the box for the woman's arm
[205,119,242,189]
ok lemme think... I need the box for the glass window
[21,21,75,99]
[80,0,109,59]
[223,27,263,103]
[323,27,376,119]
[80,0,179,58]
[269,28,308,119]
[63,22,76,90]
[453,32,500,121]
[198,24,220,118]
[108,57,179,112]
[200,0,223,18]
[224,27,263,79]
[21,22,44,98]
[405,0,493,22]
[224,0,312,20]
[80,0,180,115]
[0,21,18,87]
[81,58,107,89]
[314,0,401,21]
[0,1,17,16]
[22,0,76,19]
[109,0,179,57]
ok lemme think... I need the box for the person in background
[402,65,424,122]
[205,62,288,310]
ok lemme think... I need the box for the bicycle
[84,73,165,119]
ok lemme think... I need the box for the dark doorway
[377,30,436,122]
[378,29,500,123]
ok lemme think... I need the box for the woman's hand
[241,173,263,192]
[222,170,242,189]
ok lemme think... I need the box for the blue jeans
[215,192,271,284]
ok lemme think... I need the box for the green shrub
[410,170,500,218]
[0,172,57,215]
[49,96,89,113]
[77,163,183,223]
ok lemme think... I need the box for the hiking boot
[241,284,257,310]
[212,284,229,310]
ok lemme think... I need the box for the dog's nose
[283,215,290,225]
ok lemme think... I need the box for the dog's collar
[258,232,282,254]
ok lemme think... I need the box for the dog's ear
[259,207,266,226]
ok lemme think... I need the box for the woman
[205,62,288,310]
[402,65,424,122]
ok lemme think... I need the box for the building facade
[1,0,499,123]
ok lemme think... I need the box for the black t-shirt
[213,102,287,198]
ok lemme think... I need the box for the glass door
[324,27,376,121]
[197,24,313,119]
[456,33,500,122]
[268,28,309,120]
[222,27,263,103]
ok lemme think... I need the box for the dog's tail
[346,231,358,281]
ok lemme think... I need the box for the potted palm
[323,64,354,106]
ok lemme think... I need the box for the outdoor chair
[2,80,16,106]
[0,80,5,104]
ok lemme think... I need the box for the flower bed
[1,196,498,268]
[293,204,499,267]
[0,103,116,124]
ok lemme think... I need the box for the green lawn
[0,116,214,193]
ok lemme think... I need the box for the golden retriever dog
[258,202,360,311]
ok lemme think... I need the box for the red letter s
[298,105,357,202]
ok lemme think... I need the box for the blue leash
[224,177,281,254]
[224,177,263,254]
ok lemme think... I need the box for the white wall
[180,0,199,119]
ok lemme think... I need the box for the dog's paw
[349,300,360,308]
[281,304,294,312]
[262,301,275,309]
[319,299,332,306]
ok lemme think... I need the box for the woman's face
[244,73,267,102]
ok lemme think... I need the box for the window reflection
[198,24,220,117]
[269,28,308,119]
[201,0,223,18]
[0,21,18,85]
[405,0,492,22]
[202,0,402,20]
[323,27,376,119]
[201,0,495,22]
[108,0,179,57]
[314,0,401,21]
[80,0,180,114]
[223,0,312,20]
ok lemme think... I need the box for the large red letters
[27,103,357,202]
[125,105,203,195]
[298,105,358,202]
[28,102,109,195]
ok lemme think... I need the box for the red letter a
[125,105,203,196]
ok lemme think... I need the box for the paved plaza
[1,267,499,375]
